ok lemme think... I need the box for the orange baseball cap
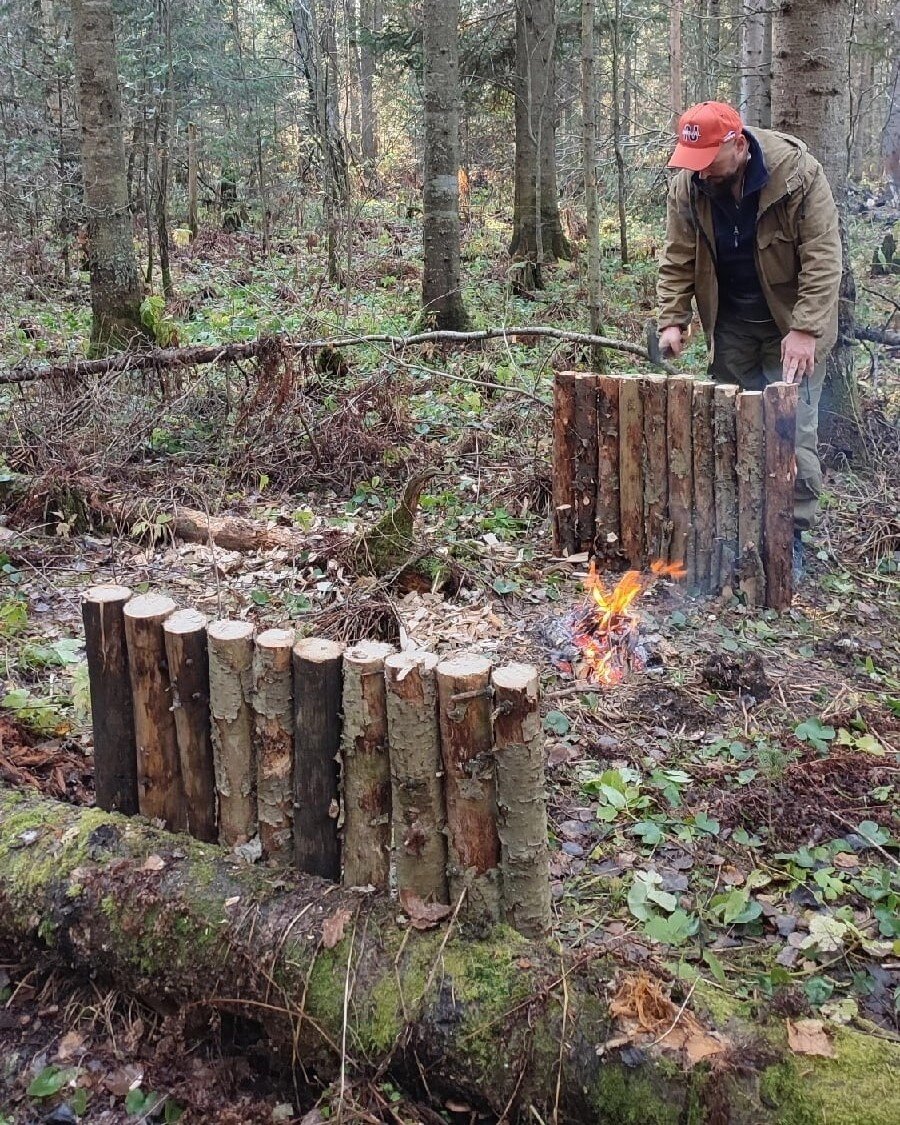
[668,101,744,171]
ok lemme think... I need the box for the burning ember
[560,560,686,684]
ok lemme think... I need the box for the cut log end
[256,627,296,651]
[208,619,255,643]
[293,638,345,664]
[436,654,492,681]
[344,640,396,670]
[123,593,177,622]
[163,608,208,635]
[84,584,132,605]
[491,662,539,694]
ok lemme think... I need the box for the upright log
[572,372,599,550]
[736,391,767,606]
[208,620,256,847]
[385,650,449,905]
[293,638,345,880]
[666,376,694,581]
[122,593,186,830]
[763,382,798,611]
[641,374,669,560]
[692,381,716,591]
[552,371,578,554]
[436,654,500,924]
[342,640,395,889]
[594,374,621,563]
[713,384,739,589]
[252,628,295,863]
[163,609,216,843]
[491,663,551,938]
[618,375,645,568]
[82,585,138,814]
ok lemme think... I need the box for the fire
[572,560,686,684]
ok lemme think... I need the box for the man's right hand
[659,325,685,357]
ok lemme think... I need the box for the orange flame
[572,560,685,684]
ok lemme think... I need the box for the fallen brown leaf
[141,854,166,872]
[56,1029,85,1061]
[786,1018,835,1058]
[321,907,353,949]
[684,1031,727,1066]
[400,890,453,930]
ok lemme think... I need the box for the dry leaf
[56,1030,85,1061]
[786,1018,835,1058]
[103,1065,144,1097]
[684,1031,727,1066]
[400,890,452,930]
[141,854,166,872]
[833,852,859,870]
[321,907,353,949]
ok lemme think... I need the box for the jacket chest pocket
[757,228,798,285]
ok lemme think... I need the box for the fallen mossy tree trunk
[1,786,898,1125]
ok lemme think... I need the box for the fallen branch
[0,326,676,386]
[2,786,897,1122]
[853,324,900,347]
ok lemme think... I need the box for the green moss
[583,1062,685,1124]
[691,979,753,1027]
[760,1026,900,1125]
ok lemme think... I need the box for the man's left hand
[781,329,816,384]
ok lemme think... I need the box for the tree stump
[736,391,766,606]
[692,381,716,591]
[252,628,295,863]
[122,593,186,831]
[82,584,138,814]
[293,638,345,880]
[342,640,395,889]
[436,654,500,924]
[208,620,256,847]
[594,374,621,563]
[618,376,645,567]
[763,382,798,610]
[641,374,669,560]
[491,663,551,937]
[163,609,216,843]
[666,376,694,582]
[385,649,449,905]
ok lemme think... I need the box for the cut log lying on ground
[1,787,897,1125]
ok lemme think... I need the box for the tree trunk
[421,0,470,331]
[703,0,721,102]
[345,0,362,153]
[154,0,174,301]
[581,0,603,343]
[71,0,150,354]
[883,0,900,199]
[611,0,629,266]
[771,0,859,442]
[669,0,684,124]
[741,1,772,127]
[359,0,380,163]
[510,0,571,269]
[187,121,199,238]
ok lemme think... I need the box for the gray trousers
[708,312,824,530]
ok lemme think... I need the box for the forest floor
[0,194,898,1123]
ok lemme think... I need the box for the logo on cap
[683,123,701,143]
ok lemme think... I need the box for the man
[656,101,842,578]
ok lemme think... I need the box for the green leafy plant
[27,1065,81,1098]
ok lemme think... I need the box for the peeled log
[252,628,295,863]
[666,377,694,581]
[385,650,449,905]
[763,382,798,611]
[163,609,216,843]
[82,584,138,814]
[208,619,256,847]
[341,640,395,889]
[1,786,895,1125]
[436,654,500,924]
[491,663,551,937]
[123,593,186,831]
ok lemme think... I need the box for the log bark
[713,385,739,590]
[293,637,344,880]
[736,391,766,607]
[572,373,598,551]
[208,620,256,847]
[384,650,449,905]
[2,787,893,1124]
[436,654,500,925]
[341,640,395,889]
[594,374,621,563]
[82,584,138,814]
[552,371,579,555]
[763,382,798,611]
[618,375,645,568]
[163,609,216,843]
[491,663,550,938]
[640,374,668,561]
[666,376,694,581]
[692,381,716,591]
[122,593,186,831]
[252,628,295,863]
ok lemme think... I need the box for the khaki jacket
[657,128,842,362]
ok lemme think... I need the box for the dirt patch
[711,751,897,847]
[0,716,93,806]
